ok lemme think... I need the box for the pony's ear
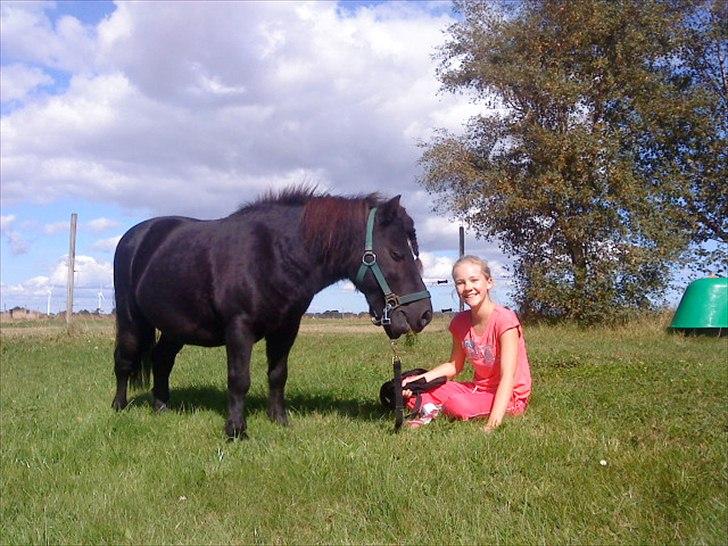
[379,195,401,225]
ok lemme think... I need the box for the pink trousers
[406,381,527,421]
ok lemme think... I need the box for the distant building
[1,307,43,321]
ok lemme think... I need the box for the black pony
[112,187,433,438]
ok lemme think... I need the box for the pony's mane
[236,185,326,213]
[300,192,381,267]
[235,185,422,270]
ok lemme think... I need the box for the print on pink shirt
[463,334,495,364]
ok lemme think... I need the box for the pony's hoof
[267,408,289,426]
[224,422,248,440]
[111,398,128,411]
[153,399,169,413]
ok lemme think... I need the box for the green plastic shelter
[670,277,727,336]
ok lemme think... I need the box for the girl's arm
[484,327,519,432]
[424,333,466,382]
[402,333,465,393]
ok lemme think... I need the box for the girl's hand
[401,374,424,400]
[483,416,502,433]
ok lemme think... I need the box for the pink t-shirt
[448,307,531,402]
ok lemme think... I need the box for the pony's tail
[129,348,153,390]
[124,325,155,391]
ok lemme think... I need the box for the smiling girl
[402,255,532,431]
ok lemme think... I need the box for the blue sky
[1,0,512,314]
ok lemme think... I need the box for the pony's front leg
[265,321,301,425]
[224,318,254,439]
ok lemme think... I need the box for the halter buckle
[362,250,377,266]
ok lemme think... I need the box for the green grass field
[1,316,726,544]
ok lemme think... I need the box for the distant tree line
[420,0,726,323]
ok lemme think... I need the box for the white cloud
[419,215,461,252]
[0,1,516,313]
[43,221,67,234]
[3,254,111,291]
[0,2,98,73]
[2,275,50,297]
[0,63,54,103]
[87,217,119,232]
[92,235,122,252]
[339,280,356,292]
[1,214,17,230]
[0,2,478,222]
[48,254,112,288]
[1,255,113,312]
[6,230,30,255]
[1,213,29,254]
[420,252,454,282]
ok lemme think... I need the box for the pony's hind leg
[112,318,154,411]
[150,334,183,412]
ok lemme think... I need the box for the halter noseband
[355,207,431,326]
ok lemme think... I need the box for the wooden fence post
[66,213,77,332]
[459,225,465,312]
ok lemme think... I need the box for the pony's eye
[390,249,404,261]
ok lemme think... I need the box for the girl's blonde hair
[452,255,492,280]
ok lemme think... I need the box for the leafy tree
[670,0,727,273]
[420,0,726,322]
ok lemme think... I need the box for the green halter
[355,207,431,326]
